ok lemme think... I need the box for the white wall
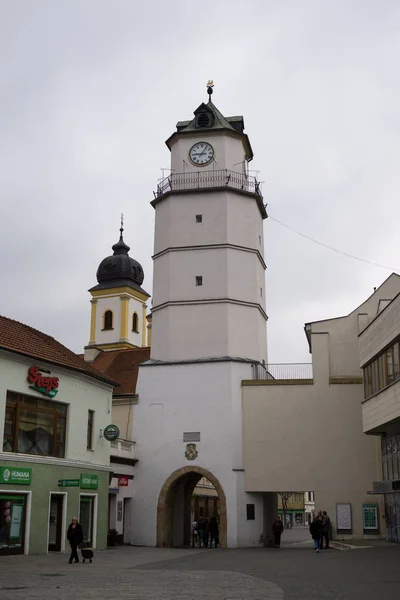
[154,191,264,257]
[126,297,146,346]
[150,303,267,363]
[359,291,400,366]
[0,351,112,467]
[170,133,246,175]
[133,361,261,547]
[362,383,400,433]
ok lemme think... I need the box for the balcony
[251,363,313,381]
[110,439,136,462]
[153,169,266,217]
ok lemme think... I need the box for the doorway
[48,494,64,552]
[80,495,96,547]
[157,466,226,548]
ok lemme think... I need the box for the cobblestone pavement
[1,544,400,600]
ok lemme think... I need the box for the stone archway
[157,466,227,548]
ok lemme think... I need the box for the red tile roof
[0,315,116,386]
[89,347,151,395]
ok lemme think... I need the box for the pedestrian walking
[271,516,284,548]
[209,516,219,548]
[67,517,83,564]
[320,511,331,549]
[192,519,198,547]
[204,518,209,548]
[309,515,322,553]
[198,518,206,547]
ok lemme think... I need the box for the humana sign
[0,467,31,485]
[27,366,59,398]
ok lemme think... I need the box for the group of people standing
[309,511,332,552]
[271,510,332,552]
[192,516,219,548]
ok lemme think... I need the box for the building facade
[242,274,400,541]
[359,285,400,543]
[83,227,151,544]
[0,316,115,555]
[278,493,305,526]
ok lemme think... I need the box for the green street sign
[0,467,31,485]
[80,474,98,490]
[58,479,79,488]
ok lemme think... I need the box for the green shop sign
[0,467,31,485]
[58,479,80,488]
[80,474,98,490]
[103,424,120,442]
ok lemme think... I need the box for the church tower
[132,85,268,549]
[85,222,150,359]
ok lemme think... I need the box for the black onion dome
[90,226,149,296]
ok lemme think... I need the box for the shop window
[103,310,113,330]
[0,494,26,555]
[3,391,66,458]
[87,410,94,450]
[132,312,139,333]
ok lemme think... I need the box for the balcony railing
[252,363,313,380]
[110,438,136,460]
[155,169,263,199]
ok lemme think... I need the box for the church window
[103,310,113,330]
[132,312,139,333]
[196,214,202,223]
[195,276,203,286]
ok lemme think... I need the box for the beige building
[359,280,400,542]
[243,274,400,541]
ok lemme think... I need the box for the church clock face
[189,142,214,166]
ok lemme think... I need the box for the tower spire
[120,212,124,241]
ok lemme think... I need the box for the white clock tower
[131,84,268,548]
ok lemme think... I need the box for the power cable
[268,214,400,273]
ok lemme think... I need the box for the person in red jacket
[271,516,284,548]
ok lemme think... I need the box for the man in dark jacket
[271,516,284,548]
[309,516,322,553]
[320,511,331,549]
[67,517,83,563]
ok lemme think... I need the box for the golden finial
[207,80,214,88]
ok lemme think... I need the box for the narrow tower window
[195,276,203,286]
[196,214,203,223]
[103,310,113,330]
[132,312,139,333]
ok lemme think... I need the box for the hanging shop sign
[58,479,80,488]
[362,503,378,530]
[27,366,59,398]
[0,467,31,485]
[80,474,99,490]
[118,476,129,487]
[103,424,120,442]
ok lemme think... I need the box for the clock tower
[131,85,268,548]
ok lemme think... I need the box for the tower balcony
[152,169,267,218]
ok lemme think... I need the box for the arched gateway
[157,466,227,548]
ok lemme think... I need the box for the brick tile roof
[90,347,151,395]
[0,315,116,386]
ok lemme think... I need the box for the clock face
[189,142,214,166]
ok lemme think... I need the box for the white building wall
[132,361,264,547]
[95,296,122,346]
[126,297,146,346]
[362,384,400,433]
[0,351,112,467]
[154,191,264,256]
[170,134,246,175]
[150,303,266,363]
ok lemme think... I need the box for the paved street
[1,543,400,600]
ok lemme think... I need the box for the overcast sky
[1,0,400,363]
